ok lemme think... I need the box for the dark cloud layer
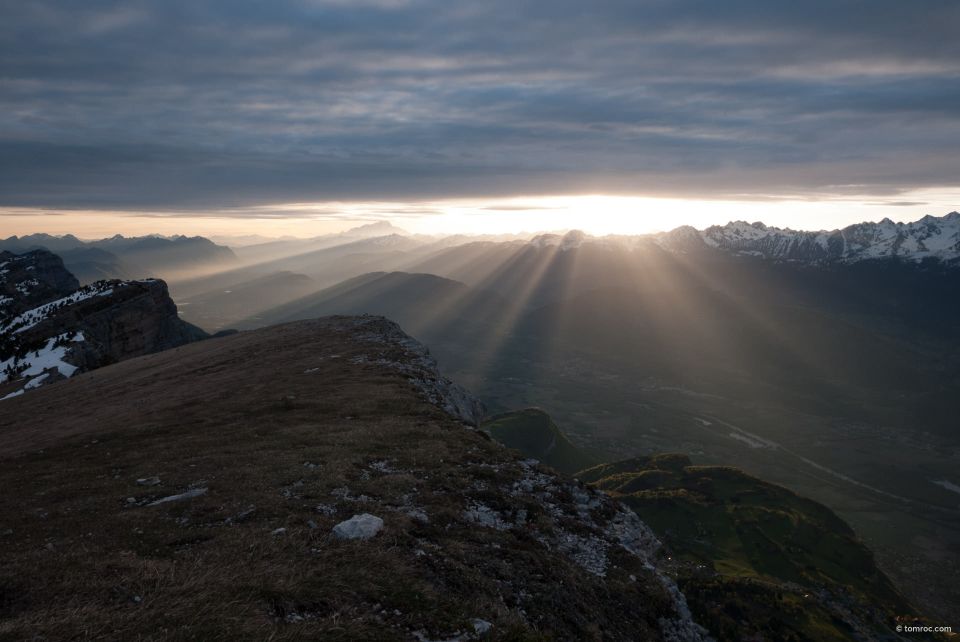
[2,0,959,210]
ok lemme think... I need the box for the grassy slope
[483,408,595,476]
[0,319,681,642]
[577,454,932,642]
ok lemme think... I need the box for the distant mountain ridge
[0,234,239,281]
[525,212,960,264]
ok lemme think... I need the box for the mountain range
[216,211,960,266]
[514,212,960,264]
[0,234,239,284]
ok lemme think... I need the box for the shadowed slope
[512,286,940,429]
[483,408,595,475]
[236,272,518,342]
[576,454,927,641]
[175,271,317,331]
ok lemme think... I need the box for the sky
[2,0,959,238]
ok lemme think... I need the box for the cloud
[1,0,959,212]
[481,206,567,211]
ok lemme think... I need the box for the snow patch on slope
[0,332,86,389]
[2,282,120,333]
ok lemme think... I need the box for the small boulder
[147,488,207,506]
[137,477,160,486]
[331,514,383,540]
[471,618,493,634]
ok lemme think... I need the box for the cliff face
[1,250,205,397]
[0,249,79,315]
[24,279,205,370]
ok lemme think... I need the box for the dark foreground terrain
[0,317,707,641]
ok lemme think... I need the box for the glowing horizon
[2,190,958,242]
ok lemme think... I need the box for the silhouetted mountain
[53,247,154,286]
[1,234,239,282]
[103,235,239,276]
[0,233,87,254]
[240,272,518,344]
[232,222,418,264]
[176,271,317,331]
[474,212,960,265]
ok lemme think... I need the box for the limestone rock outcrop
[1,250,206,397]
[331,315,486,426]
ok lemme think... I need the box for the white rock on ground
[470,618,492,634]
[147,487,208,506]
[330,514,383,540]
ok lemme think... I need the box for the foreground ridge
[0,316,709,641]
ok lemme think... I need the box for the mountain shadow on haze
[237,271,519,345]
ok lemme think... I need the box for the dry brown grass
[0,318,676,641]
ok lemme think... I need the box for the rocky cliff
[0,249,79,314]
[1,249,205,397]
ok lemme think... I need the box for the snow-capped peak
[517,212,960,264]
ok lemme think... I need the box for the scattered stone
[147,487,208,506]
[630,574,637,582]
[2,530,11,536]
[137,477,160,486]
[316,503,336,515]
[134,596,141,603]
[126,497,136,503]
[306,520,317,529]
[331,514,383,540]
[270,528,286,536]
